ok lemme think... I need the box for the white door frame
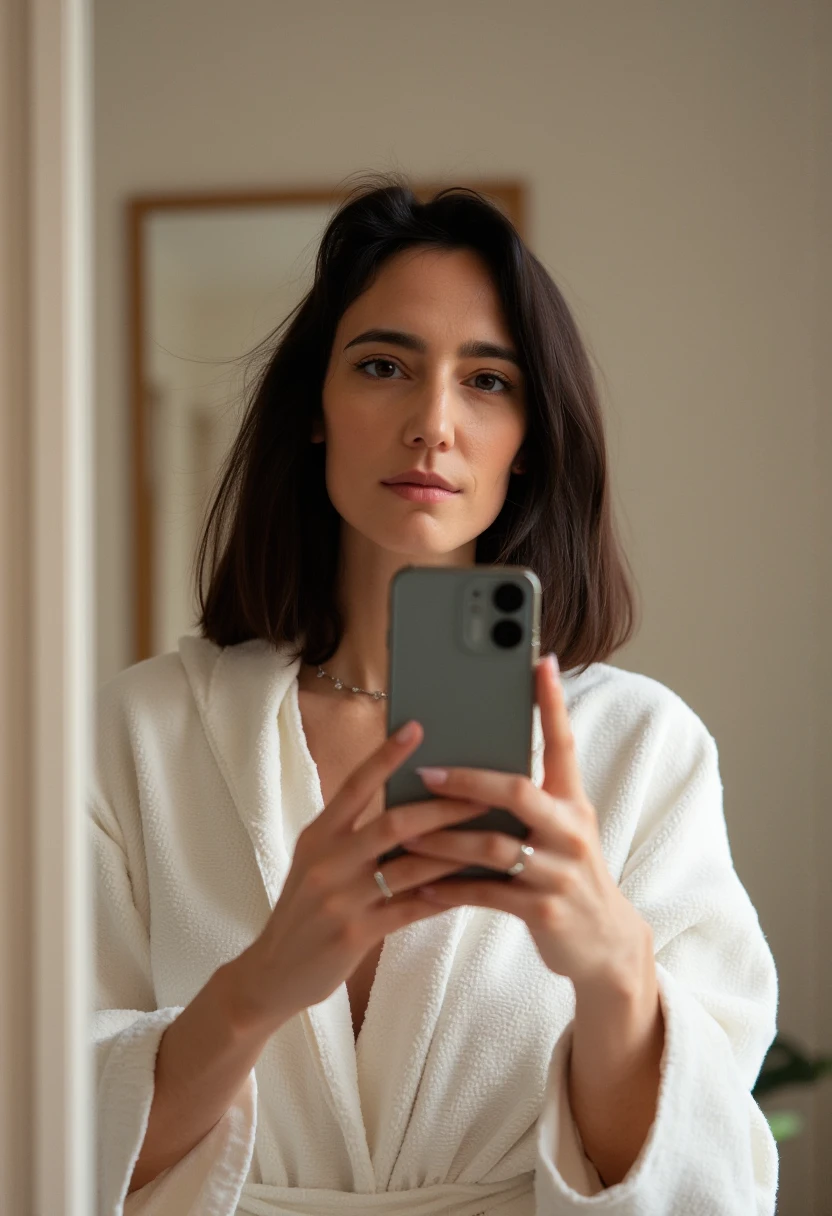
[0,0,93,1210]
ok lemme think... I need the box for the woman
[92,176,778,1215]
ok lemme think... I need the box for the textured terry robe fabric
[91,635,779,1216]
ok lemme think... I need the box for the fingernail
[395,721,418,744]
[416,766,448,785]
[548,653,560,677]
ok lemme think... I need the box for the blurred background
[93,7,832,1207]
[1,0,829,1212]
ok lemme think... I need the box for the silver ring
[374,868,394,900]
[507,842,535,877]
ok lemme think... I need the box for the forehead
[341,247,510,335]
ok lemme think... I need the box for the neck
[314,525,476,693]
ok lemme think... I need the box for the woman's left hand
[403,654,652,992]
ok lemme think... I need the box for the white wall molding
[30,0,94,1208]
[0,0,35,1209]
[0,0,93,1210]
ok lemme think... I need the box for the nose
[401,375,455,451]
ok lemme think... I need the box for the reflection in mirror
[130,185,525,662]
[143,203,332,658]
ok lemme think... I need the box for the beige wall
[93,1,829,1210]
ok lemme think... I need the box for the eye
[470,371,512,394]
[354,357,403,380]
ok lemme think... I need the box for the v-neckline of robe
[285,674,477,1182]
[287,673,390,1052]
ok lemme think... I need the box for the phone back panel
[381,565,541,876]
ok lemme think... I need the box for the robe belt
[236,1172,535,1216]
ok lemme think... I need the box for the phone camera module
[491,619,523,649]
[493,582,524,613]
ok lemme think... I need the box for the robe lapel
[178,635,376,1187]
[178,635,302,904]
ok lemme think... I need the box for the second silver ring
[507,842,535,877]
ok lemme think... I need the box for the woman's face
[318,246,527,561]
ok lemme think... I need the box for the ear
[511,452,526,475]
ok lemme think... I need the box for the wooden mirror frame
[126,181,527,664]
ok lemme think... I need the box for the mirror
[128,183,526,662]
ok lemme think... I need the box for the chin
[336,496,502,560]
[370,518,481,560]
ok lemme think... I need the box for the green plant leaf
[753,1034,832,1099]
[765,1110,804,1142]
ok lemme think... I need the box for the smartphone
[378,564,542,881]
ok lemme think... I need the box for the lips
[382,482,459,503]
[381,470,459,492]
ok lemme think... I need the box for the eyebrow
[343,328,523,371]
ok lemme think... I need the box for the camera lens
[493,582,524,613]
[492,619,522,649]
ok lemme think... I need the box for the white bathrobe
[91,634,779,1216]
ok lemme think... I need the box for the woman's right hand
[225,719,484,1030]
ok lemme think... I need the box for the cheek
[326,410,383,480]
[468,414,525,484]
[322,388,376,452]
[321,399,388,512]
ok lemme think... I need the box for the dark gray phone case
[379,564,541,881]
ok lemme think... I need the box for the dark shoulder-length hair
[194,170,639,674]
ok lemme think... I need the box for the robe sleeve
[533,709,779,1214]
[91,797,258,1216]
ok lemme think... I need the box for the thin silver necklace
[316,665,388,700]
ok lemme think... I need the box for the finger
[402,828,579,887]
[417,876,541,922]
[326,805,491,909]
[416,766,585,853]
[326,719,424,832]
[361,848,485,907]
[358,797,489,863]
[302,801,488,913]
[537,654,585,801]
